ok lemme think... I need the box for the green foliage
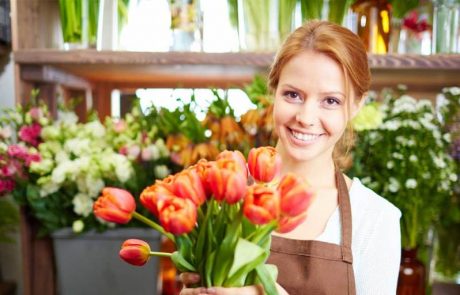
[350,88,458,248]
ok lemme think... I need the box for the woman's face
[273,50,360,164]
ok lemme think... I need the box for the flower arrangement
[93,147,315,294]
[350,88,458,249]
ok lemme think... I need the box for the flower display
[350,88,458,248]
[93,147,315,294]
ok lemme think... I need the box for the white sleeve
[354,209,401,295]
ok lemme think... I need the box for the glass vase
[238,0,282,52]
[432,0,460,54]
[397,248,426,295]
[351,0,392,54]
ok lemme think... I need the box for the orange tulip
[119,239,151,266]
[93,187,136,224]
[243,184,279,225]
[277,173,314,217]
[173,168,207,206]
[140,180,175,217]
[276,213,307,233]
[247,146,281,183]
[206,160,247,204]
[159,197,197,235]
[216,150,248,178]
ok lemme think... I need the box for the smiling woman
[180,20,401,295]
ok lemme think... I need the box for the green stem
[149,251,173,258]
[132,212,175,243]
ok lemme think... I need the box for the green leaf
[224,238,267,287]
[171,251,196,272]
[205,251,217,286]
[255,264,278,295]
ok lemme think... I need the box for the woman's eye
[283,91,301,101]
[324,97,341,106]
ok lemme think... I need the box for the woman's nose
[295,102,317,127]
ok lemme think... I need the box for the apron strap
[335,168,353,264]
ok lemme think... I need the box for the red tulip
[206,160,247,204]
[119,239,151,266]
[243,184,280,225]
[159,197,197,235]
[247,146,281,183]
[140,180,175,216]
[174,168,207,206]
[277,173,314,217]
[216,150,248,178]
[93,187,136,224]
[276,213,307,233]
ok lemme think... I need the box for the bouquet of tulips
[93,147,314,294]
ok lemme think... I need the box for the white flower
[0,142,8,153]
[30,159,54,175]
[86,176,105,198]
[65,138,91,156]
[41,126,60,140]
[449,173,458,182]
[361,177,372,185]
[381,120,401,130]
[405,179,417,189]
[112,154,133,182]
[37,177,60,197]
[392,152,403,160]
[55,150,70,163]
[72,220,85,233]
[127,145,141,160]
[386,161,394,169]
[443,134,451,142]
[388,178,400,193]
[142,145,160,161]
[416,99,433,111]
[433,155,446,168]
[57,111,78,125]
[154,165,170,179]
[0,125,12,139]
[409,155,418,162]
[72,193,94,217]
[446,87,460,96]
[85,121,106,138]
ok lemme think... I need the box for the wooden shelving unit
[8,1,460,295]
[13,50,460,91]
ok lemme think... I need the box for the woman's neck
[279,154,337,190]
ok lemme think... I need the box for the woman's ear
[350,92,367,119]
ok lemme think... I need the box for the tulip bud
[243,184,279,225]
[206,160,247,204]
[93,187,136,224]
[159,198,197,235]
[174,169,206,206]
[276,213,307,233]
[278,173,314,217]
[216,150,248,178]
[119,239,151,266]
[248,146,281,183]
[140,181,175,216]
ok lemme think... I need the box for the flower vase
[397,248,426,295]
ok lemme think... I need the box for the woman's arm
[354,209,401,294]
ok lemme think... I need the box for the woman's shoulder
[349,177,402,220]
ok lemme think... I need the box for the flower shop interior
[0,0,460,294]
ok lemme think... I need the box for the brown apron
[268,170,356,294]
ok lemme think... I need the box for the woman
[181,20,401,295]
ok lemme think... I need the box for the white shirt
[315,177,402,295]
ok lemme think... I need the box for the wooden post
[19,208,56,295]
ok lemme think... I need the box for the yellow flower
[352,103,384,131]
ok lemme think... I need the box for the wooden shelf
[13,50,460,90]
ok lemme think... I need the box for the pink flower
[114,120,127,133]
[0,165,17,177]
[7,145,28,159]
[119,146,128,156]
[19,123,42,147]
[0,179,15,195]
[25,153,41,166]
[28,107,43,122]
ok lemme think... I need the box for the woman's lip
[288,127,324,136]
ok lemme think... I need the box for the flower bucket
[52,228,160,295]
